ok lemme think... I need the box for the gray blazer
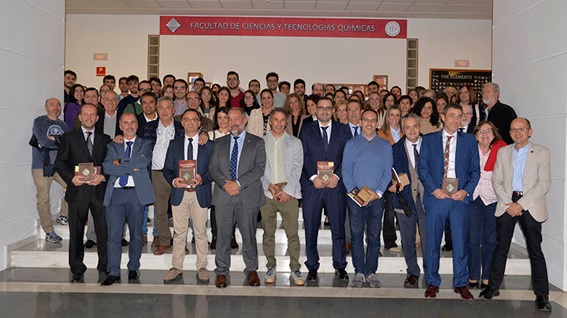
[492,142,551,222]
[102,137,156,207]
[208,132,266,208]
[261,131,303,199]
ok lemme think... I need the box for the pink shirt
[473,146,498,205]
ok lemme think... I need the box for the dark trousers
[303,188,347,270]
[398,193,427,277]
[382,192,398,249]
[214,197,259,275]
[347,198,383,275]
[467,198,497,281]
[489,195,549,295]
[106,188,144,276]
[68,198,107,274]
[210,205,236,238]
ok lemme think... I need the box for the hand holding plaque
[317,161,334,183]
[179,160,197,185]
[442,177,458,196]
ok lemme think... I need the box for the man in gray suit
[209,107,266,288]
[260,108,304,285]
[101,112,156,286]
[480,118,552,312]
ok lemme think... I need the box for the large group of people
[29,69,552,311]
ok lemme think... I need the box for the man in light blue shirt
[342,109,393,288]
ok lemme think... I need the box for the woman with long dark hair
[64,84,84,129]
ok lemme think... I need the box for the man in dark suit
[208,107,266,288]
[391,113,427,288]
[136,92,158,137]
[100,113,155,286]
[95,90,122,140]
[55,103,112,282]
[162,109,214,283]
[418,103,480,300]
[300,97,352,282]
[483,82,517,144]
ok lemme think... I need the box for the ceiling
[66,0,493,19]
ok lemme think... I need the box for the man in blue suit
[162,109,214,283]
[418,103,480,299]
[300,97,352,282]
[101,112,156,286]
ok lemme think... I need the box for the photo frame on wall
[373,75,389,90]
[187,72,204,91]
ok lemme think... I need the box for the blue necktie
[230,136,239,181]
[119,141,133,187]
[187,138,193,160]
[353,126,359,137]
[321,126,329,151]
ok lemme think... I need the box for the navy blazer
[391,136,418,212]
[163,136,214,208]
[299,120,351,194]
[417,130,480,207]
[102,137,156,206]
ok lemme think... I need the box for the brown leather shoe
[404,274,419,288]
[153,245,171,255]
[151,237,160,247]
[454,286,474,300]
[215,274,228,288]
[247,271,260,286]
[346,242,351,255]
[424,284,439,298]
[184,247,190,255]
[142,236,147,245]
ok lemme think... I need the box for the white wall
[65,15,492,93]
[408,19,493,87]
[0,0,65,269]
[493,0,567,291]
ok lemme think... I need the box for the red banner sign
[160,16,406,39]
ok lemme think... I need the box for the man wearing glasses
[299,97,351,282]
[264,72,286,107]
[480,118,552,312]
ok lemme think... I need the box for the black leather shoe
[404,274,419,288]
[210,236,217,250]
[536,295,552,312]
[98,270,109,276]
[335,269,349,280]
[121,239,129,246]
[468,281,480,289]
[479,285,500,299]
[70,273,84,283]
[306,269,318,281]
[84,240,97,249]
[101,275,121,286]
[128,270,139,281]
[442,244,453,252]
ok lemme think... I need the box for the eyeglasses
[510,127,529,133]
[139,88,151,92]
[187,97,201,102]
[182,118,200,123]
[317,106,333,111]
[361,118,377,123]
[477,128,493,135]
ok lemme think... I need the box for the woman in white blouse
[468,121,507,289]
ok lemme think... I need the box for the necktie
[353,126,359,137]
[86,132,93,156]
[230,136,239,181]
[119,141,133,187]
[321,126,329,151]
[187,138,193,160]
[443,136,452,176]
[412,143,419,168]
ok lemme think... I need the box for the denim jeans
[467,197,497,281]
[347,197,384,275]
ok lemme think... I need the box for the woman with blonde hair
[283,93,308,137]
